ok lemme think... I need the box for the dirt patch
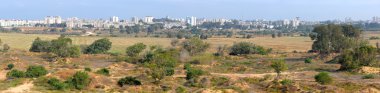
[2,81,34,93]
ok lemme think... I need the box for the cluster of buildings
[1,16,379,31]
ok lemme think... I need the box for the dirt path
[0,70,8,81]
[2,82,34,93]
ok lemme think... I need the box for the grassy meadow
[0,33,314,53]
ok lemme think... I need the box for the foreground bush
[96,68,110,76]
[66,71,91,90]
[25,65,48,78]
[229,42,271,55]
[314,72,333,85]
[337,45,377,71]
[84,38,112,54]
[117,76,142,87]
[6,70,25,79]
[47,78,67,90]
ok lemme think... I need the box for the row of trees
[311,24,379,71]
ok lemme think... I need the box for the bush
[96,68,110,76]
[3,44,10,52]
[229,42,271,55]
[117,76,142,87]
[185,65,205,80]
[280,79,293,86]
[84,67,92,72]
[25,65,48,78]
[7,63,14,70]
[126,43,146,57]
[314,72,333,85]
[175,86,187,93]
[304,58,312,64]
[84,38,112,54]
[6,70,25,79]
[362,74,375,79]
[66,71,91,90]
[47,78,67,90]
[29,37,51,52]
[165,68,175,76]
[182,37,210,56]
[337,45,377,71]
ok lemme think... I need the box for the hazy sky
[1,0,379,21]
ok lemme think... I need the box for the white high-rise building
[373,16,380,23]
[283,19,290,26]
[186,16,197,26]
[44,16,62,24]
[110,16,119,23]
[291,17,300,27]
[131,17,139,24]
[144,16,154,23]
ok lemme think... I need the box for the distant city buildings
[186,16,197,26]
[131,17,139,24]
[110,16,119,23]
[143,16,154,23]
[44,16,62,24]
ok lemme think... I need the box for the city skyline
[1,0,380,21]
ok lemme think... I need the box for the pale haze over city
[1,0,380,20]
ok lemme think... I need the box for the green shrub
[25,65,48,78]
[7,64,14,70]
[126,43,146,57]
[304,58,312,64]
[47,78,67,90]
[229,42,271,55]
[271,59,288,78]
[182,37,210,56]
[362,74,375,79]
[6,70,25,79]
[314,72,333,85]
[84,67,92,72]
[117,76,142,87]
[280,79,293,86]
[186,65,205,80]
[175,86,187,93]
[96,68,110,76]
[84,38,112,54]
[165,68,175,76]
[337,45,377,71]
[66,71,90,90]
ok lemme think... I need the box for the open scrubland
[0,30,378,93]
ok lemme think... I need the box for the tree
[66,71,90,90]
[25,65,48,78]
[126,43,146,57]
[270,59,288,79]
[310,24,361,57]
[314,72,333,85]
[182,37,210,56]
[85,38,112,54]
[143,47,178,83]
